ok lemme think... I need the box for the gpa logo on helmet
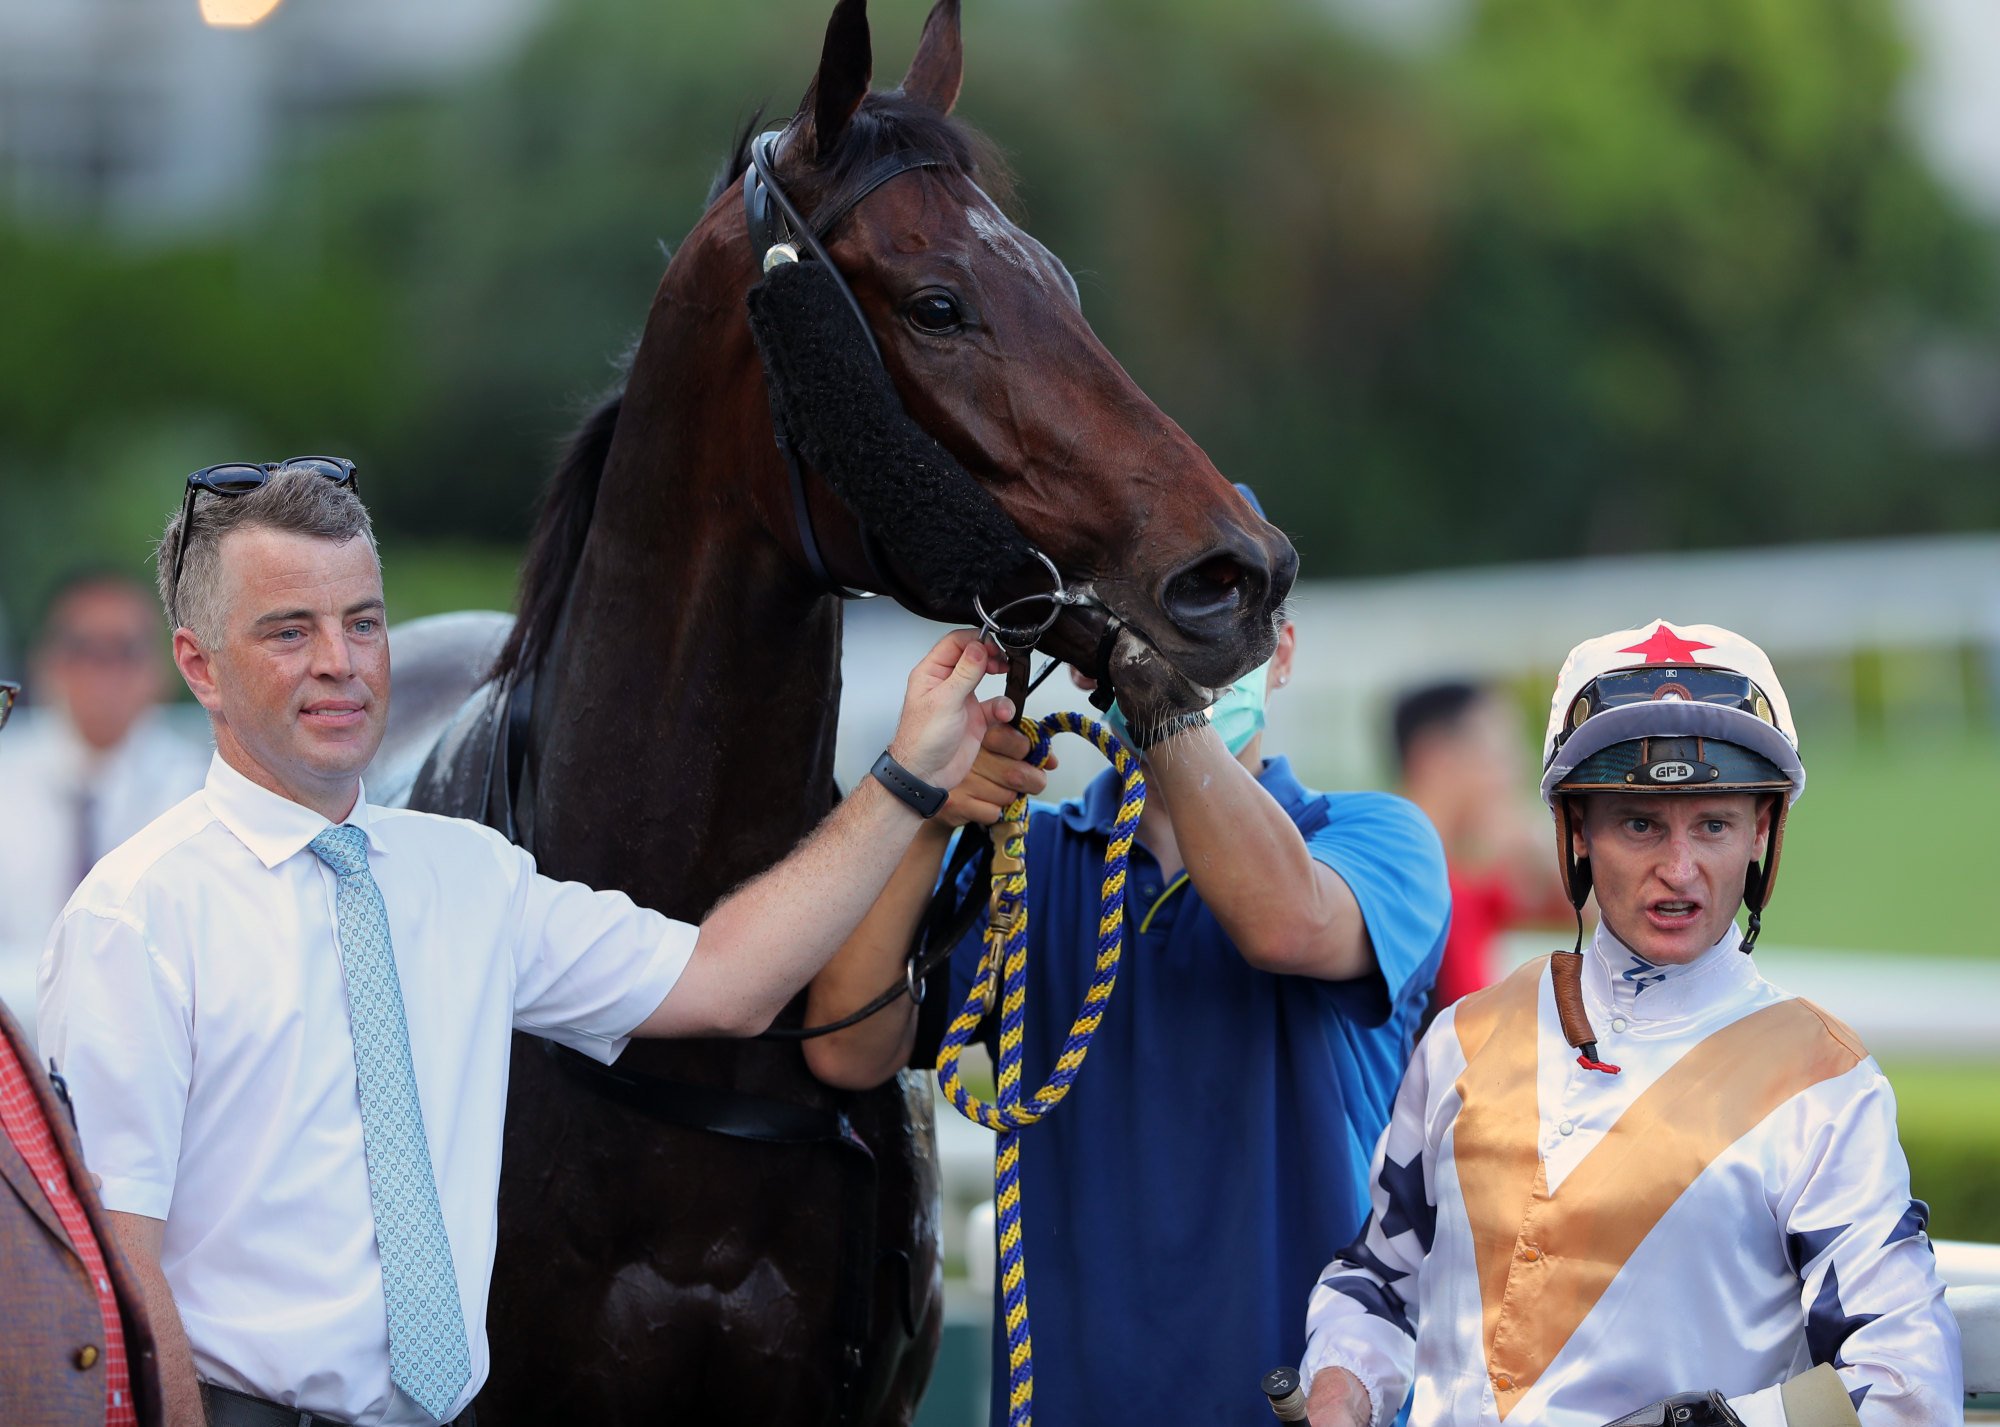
[1647,761,1697,783]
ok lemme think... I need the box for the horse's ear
[900,0,963,115]
[797,0,873,161]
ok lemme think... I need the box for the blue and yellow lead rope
[936,710,1145,1427]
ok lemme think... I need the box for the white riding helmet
[1541,619,1804,809]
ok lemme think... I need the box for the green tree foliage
[1374,0,2000,567]
[0,226,409,620]
[2,0,1995,626]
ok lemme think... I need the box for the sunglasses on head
[0,680,19,732]
[1555,665,1776,750]
[168,457,358,626]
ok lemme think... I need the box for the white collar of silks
[1585,923,1756,1022]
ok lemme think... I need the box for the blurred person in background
[0,674,167,1426]
[0,571,207,1049]
[803,509,1452,1426]
[1393,680,1569,1019]
[1302,621,1961,1427]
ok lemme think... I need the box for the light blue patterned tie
[309,825,472,1422]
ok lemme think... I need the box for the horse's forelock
[708,93,1014,221]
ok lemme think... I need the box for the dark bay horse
[407,1,1296,1421]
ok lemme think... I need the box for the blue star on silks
[1882,1198,1931,1251]
[1622,955,1668,995]
[1849,1384,1871,1411]
[1786,1222,1846,1276]
[1805,1261,1881,1369]
[1320,1273,1413,1336]
[1338,1233,1410,1286]
[1376,1151,1435,1254]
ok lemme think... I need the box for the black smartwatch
[870,749,948,819]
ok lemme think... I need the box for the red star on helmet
[1618,623,1715,664]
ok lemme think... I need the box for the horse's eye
[907,291,964,335]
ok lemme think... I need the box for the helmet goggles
[1554,665,1777,753]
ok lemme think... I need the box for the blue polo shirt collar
[1057,753,1311,835]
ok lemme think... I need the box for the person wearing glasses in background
[0,572,207,1049]
[1,674,168,1426]
[1299,622,1959,1427]
[37,458,1015,1427]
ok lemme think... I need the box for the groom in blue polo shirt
[802,493,1450,1424]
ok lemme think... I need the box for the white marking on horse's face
[966,205,1051,293]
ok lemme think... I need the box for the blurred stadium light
[200,0,283,28]
[0,0,548,231]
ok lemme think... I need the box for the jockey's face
[173,528,389,821]
[1571,793,1772,965]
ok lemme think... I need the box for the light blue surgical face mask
[1102,658,1272,757]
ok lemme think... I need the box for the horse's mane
[490,93,1012,685]
[489,388,623,682]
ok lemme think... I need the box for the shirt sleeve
[1305,791,1450,1024]
[1301,1019,1440,1425]
[36,907,193,1220]
[1725,1065,1963,1427]
[501,839,699,1064]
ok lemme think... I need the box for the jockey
[1299,620,1962,1427]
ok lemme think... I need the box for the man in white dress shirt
[37,463,1015,1427]
[1299,621,1960,1427]
[0,572,207,1049]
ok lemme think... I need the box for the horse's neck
[529,306,845,920]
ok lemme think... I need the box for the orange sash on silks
[1447,958,1863,1418]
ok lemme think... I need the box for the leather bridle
[743,130,948,603]
[741,128,1089,659]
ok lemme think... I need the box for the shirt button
[1559,1120,1575,1136]
[1494,1373,1515,1392]
[75,1345,99,1370]
[1520,1245,1541,1262]
[1611,1017,1628,1033]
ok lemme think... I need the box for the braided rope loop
[935,710,1143,1427]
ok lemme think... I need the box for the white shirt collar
[202,752,377,870]
[32,707,177,790]
[1586,920,1754,1020]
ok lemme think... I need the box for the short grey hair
[155,469,378,644]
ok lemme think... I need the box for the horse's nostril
[1163,554,1256,630]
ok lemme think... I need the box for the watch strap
[871,749,948,819]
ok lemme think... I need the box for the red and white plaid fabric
[0,1033,137,1426]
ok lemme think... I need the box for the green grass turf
[1880,1058,2000,1149]
[1761,731,1998,959]
[1876,1057,2000,1243]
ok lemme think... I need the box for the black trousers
[201,1380,477,1427]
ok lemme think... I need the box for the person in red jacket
[0,676,165,1426]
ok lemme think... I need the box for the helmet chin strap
[1553,817,1619,1075]
[1739,858,1766,954]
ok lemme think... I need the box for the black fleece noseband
[741,131,1038,609]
